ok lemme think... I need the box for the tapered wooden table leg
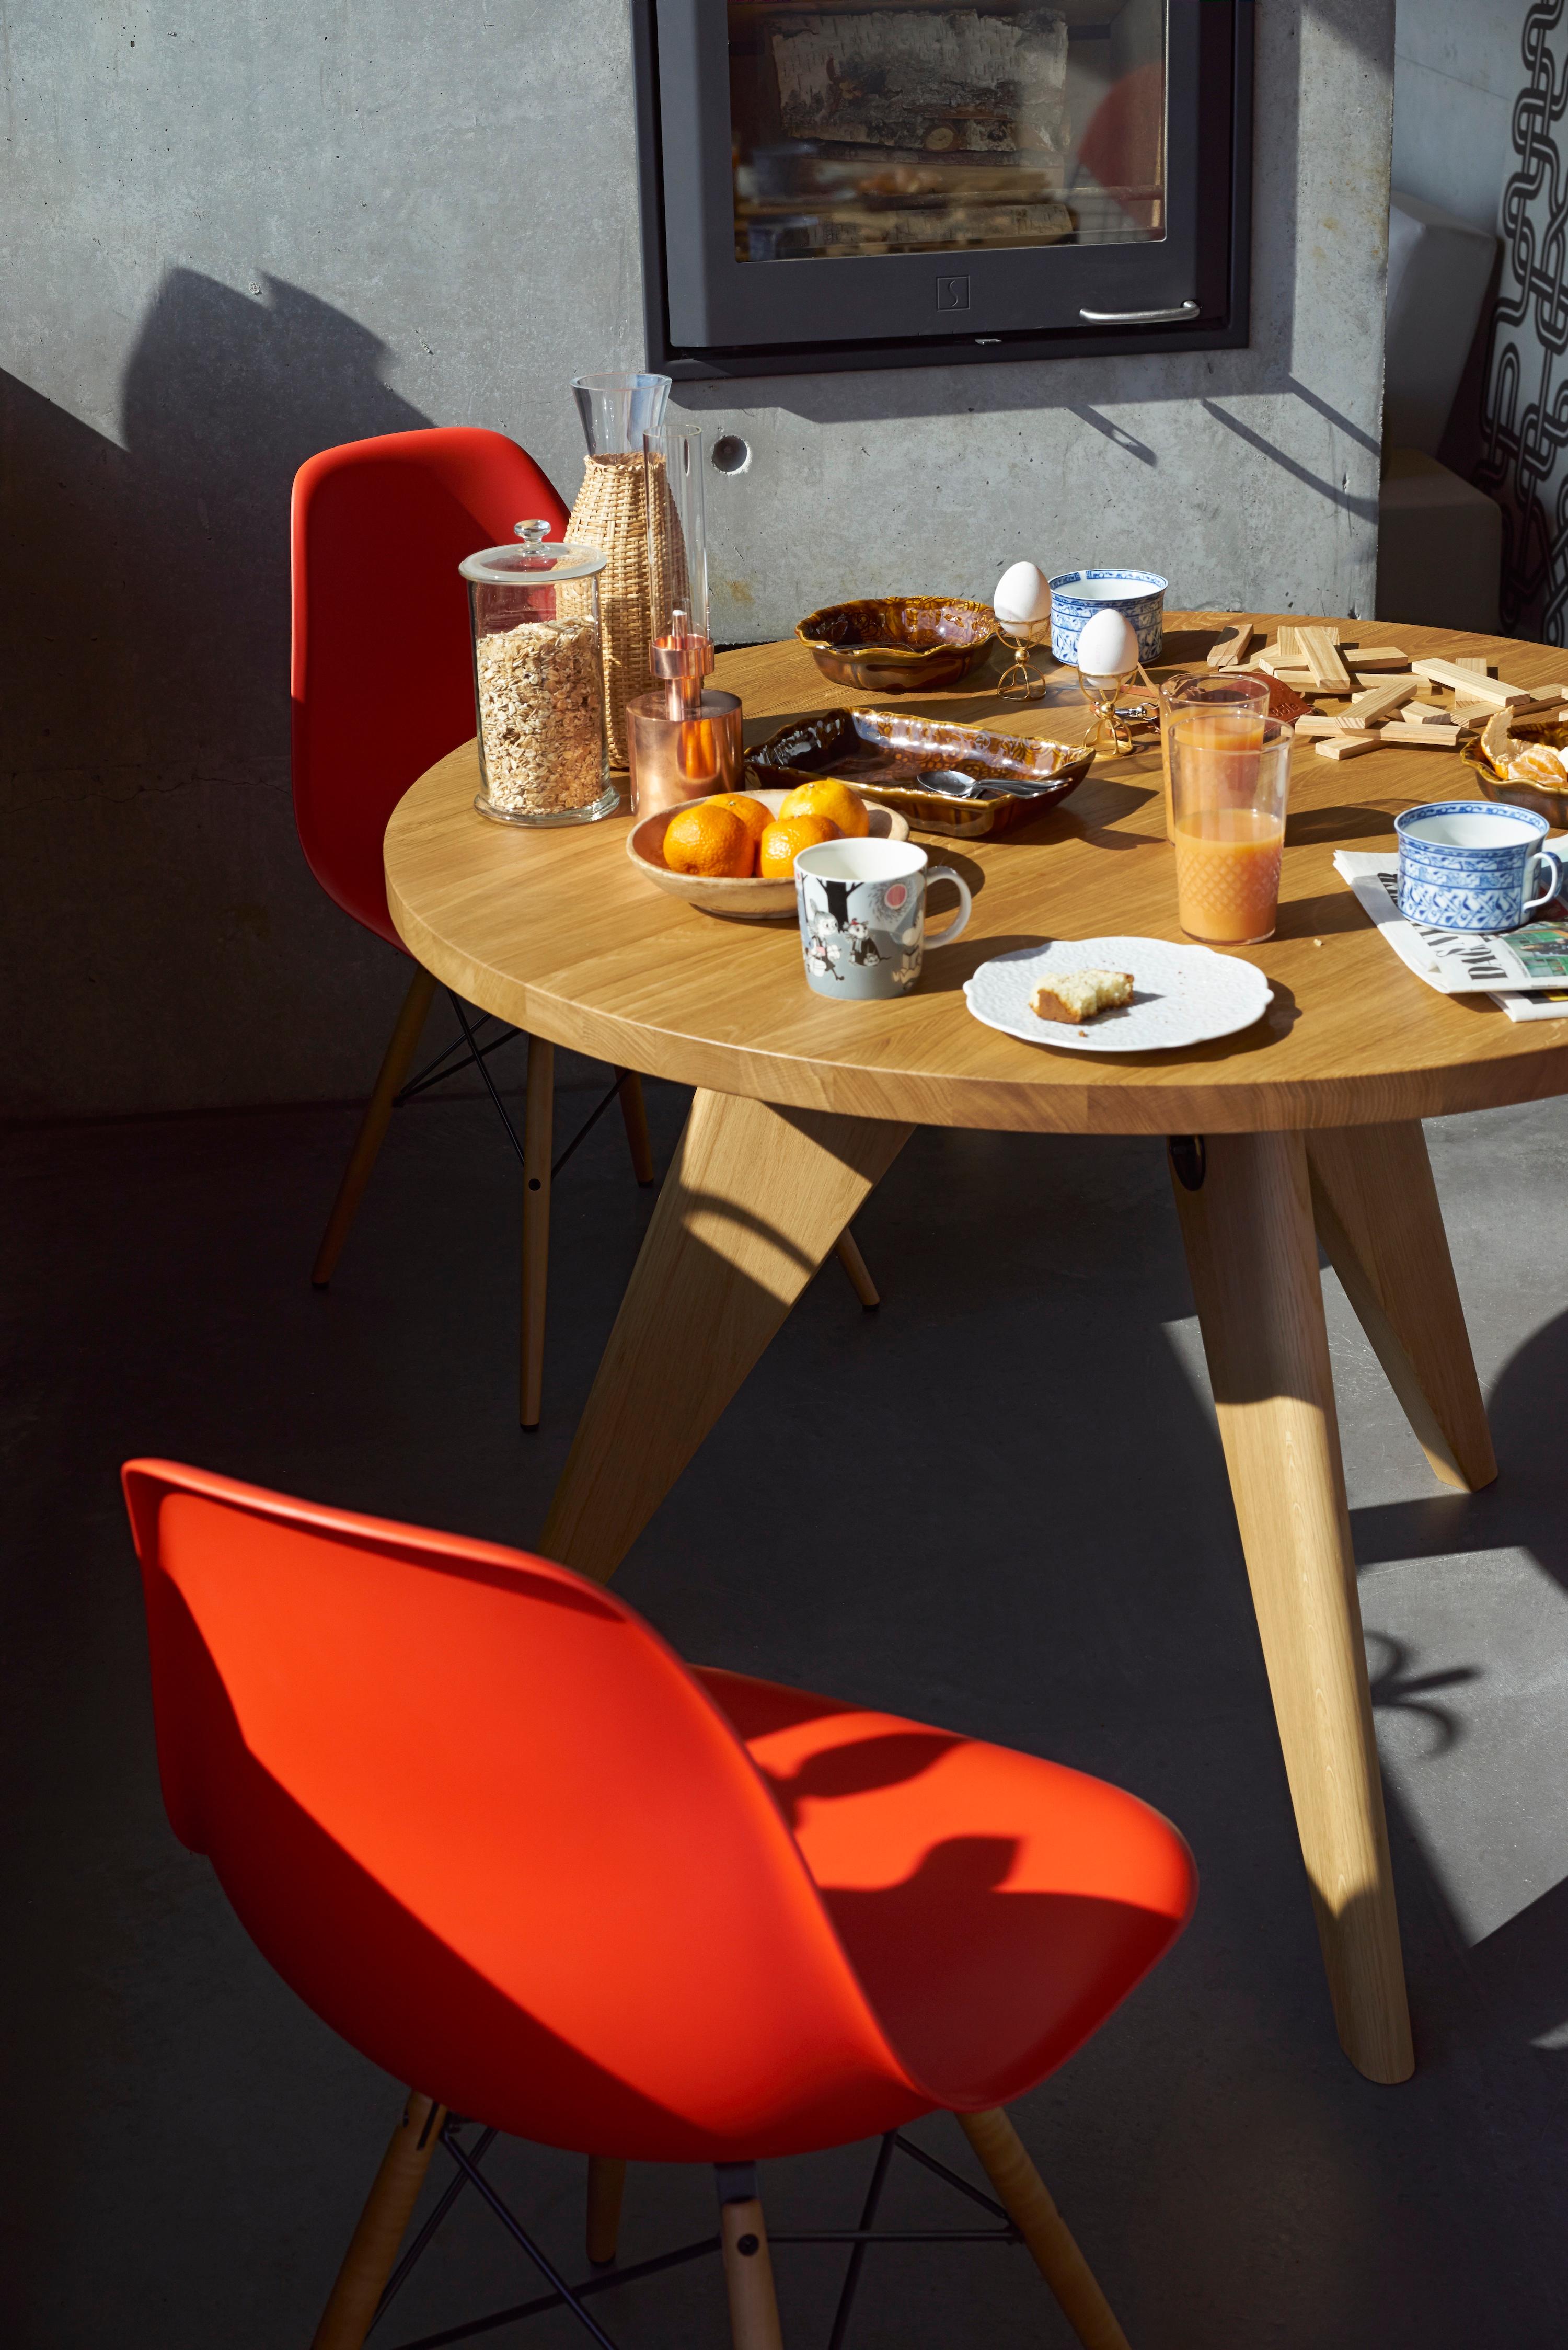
[1306,1121,1496,1492]
[520,1036,553,1430]
[311,2090,445,2350]
[585,2154,626,2266]
[957,2109,1129,2350]
[1171,1130,1414,2084]
[616,1070,656,1186]
[312,966,436,1287]
[541,1091,912,1583]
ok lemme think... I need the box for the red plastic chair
[290,426,658,1427]
[124,1458,1194,2350]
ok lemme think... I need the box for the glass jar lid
[459,519,608,587]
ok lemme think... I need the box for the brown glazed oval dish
[749,706,1092,839]
[1461,712,1568,830]
[795,596,998,693]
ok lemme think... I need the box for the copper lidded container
[461,523,618,827]
[625,425,744,815]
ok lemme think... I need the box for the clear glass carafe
[461,522,617,827]
[626,425,744,813]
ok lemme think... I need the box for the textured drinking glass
[1170,713,1293,945]
[569,372,670,457]
[1160,670,1270,841]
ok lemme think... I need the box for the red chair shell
[290,427,569,948]
[123,1460,1194,2162]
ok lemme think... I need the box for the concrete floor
[3,1048,1566,2348]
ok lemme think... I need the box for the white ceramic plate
[963,935,1274,1053]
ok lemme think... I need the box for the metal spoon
[917,767,1067,801]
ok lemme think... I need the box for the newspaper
[1332,849,1568,1022]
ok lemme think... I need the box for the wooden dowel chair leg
[310,2090,446,2350]
[616,1070,656,1186]
[717,2171,785,2350]
[312,966,437,1287]
[832,1225,880,1309]
[585,2154,626,2267]
[520,1036,554,1430]
[956,2108,1131,2350]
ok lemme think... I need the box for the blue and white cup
[795,836,972,1000]
[1047,569,1168,666]
[1395,800,1562,933]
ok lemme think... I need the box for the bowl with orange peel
[626,782,909,920]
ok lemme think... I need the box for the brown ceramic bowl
[794,597,998,693]
[1461,713,1568,830]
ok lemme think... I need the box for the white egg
[1075,605,1140,678]
[992,560,1051,626]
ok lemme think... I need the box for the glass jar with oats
[461,523,617,827]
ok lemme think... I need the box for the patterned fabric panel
[1479,2,1568,641]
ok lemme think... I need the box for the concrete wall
[1392,0,1529,234]
[1,1,1393,1119]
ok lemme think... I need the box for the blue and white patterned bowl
[1394,799,1561,933]
[1048,569,1167,666]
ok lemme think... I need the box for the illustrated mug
[1394,800,1562,933]
[794,837,972,1000]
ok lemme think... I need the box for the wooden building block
[1315,730,1383,759]
[1294,714,1348,737]
[1410,659,1530,704]
[1275,623,1340,664]
[1406,700,1452,725]
[1452,655,1489,673]
[1451,700,1493,727]
[1208,621,1254,669]
[1257,664,1350,695]
[1377,722,1465,747]
[1343,647,1412,670]
[1298,628,1354,690]
[1333,678,1418,731]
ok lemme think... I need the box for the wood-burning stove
[634,0,1252,378]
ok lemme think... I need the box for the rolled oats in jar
[461,524,616,826]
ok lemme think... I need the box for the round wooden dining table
[385,612,1568,2090]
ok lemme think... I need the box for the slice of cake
[1030,969,1135,1024]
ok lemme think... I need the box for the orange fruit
[778,777,870,838]
[708,793,773,854]
[758,813,840,877]
[662,802,755,879]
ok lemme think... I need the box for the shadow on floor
[2,1078,1565,2346]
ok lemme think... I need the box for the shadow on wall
[117,272,431,769]
[0,273,436,1119]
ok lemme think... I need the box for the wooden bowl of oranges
[626,781,910,920]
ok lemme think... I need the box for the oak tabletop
[384,612,1568,1135]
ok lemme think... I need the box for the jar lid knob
[514,519,553,548]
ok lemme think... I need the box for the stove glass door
[729,2,1167,266]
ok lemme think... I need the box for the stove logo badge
[935,274,971,312]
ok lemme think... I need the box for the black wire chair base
[373,2123,1020,2350]
[394,993,642,1185]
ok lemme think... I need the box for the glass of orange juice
[1160,670,1270,841]
[1170,713,1294,945]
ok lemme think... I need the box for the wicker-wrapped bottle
[566,372,671,769]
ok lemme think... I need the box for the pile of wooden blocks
[1204,621,1568,761]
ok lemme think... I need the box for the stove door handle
[1078,300,1201,324]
